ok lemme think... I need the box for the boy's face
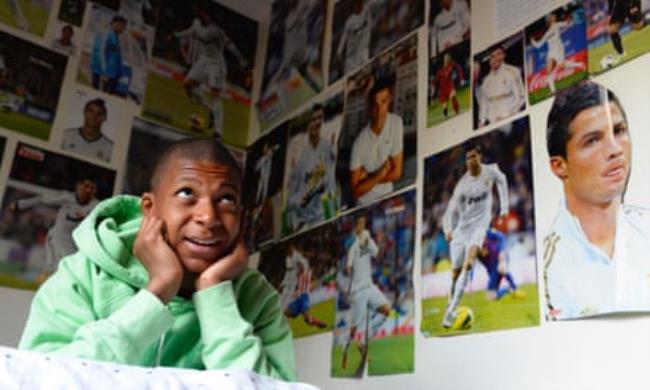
[143,157,242,275]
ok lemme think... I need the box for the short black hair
[367,74,395,105]
[465,141,483,156]
[112,15,127,24]
[84,98,107,116]
[547,80,627,158]
[150,138,242,190]
[62,24,74,34]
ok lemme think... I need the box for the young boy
[19,138,296,380]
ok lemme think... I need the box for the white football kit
[430,0,470,55]
[51,39,77,56]
[478,63,526,126]
[61,128,113,163]
[254,152,274,205]
[337,0,383,74]
[350,112,404,205]
[544,201,650,320]
[346,230,388,329]
[289,137,335,225]
[281,250,310,308]
[532,21,569,63]
[17,192,98,273]
[443,163,508,269]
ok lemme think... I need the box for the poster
[77,4,155,105]
[524,1,587,104]
[337,34,417,209]
[59,89,124,164]
[420,116,539,336]
[143,0,257,147]
[281,88,344,237]
[0,143,115,290]
[585,0,650,75]
[257,222,338,339]
[0,0,53,37]
[472,31,526,130]
[329,0,424,84]
[243,123,287,250]
[257,0,327,130]
[427,0,470,127]
[0,31,67,141]
[331,190,415,377]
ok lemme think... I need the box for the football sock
[546,73,556,93]
[369,312,387,337]
[443,267,470,326]
[452,96,460,114]
[505,273,517,290]
[610,32,624,55]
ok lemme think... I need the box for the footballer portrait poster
[420,116,539,336]
[0,0,53,37]
[257,0,328,131]
[336,34,418,210]
[428,0,471,127]
[280,87,344,237]
[143,0,258,148]
[0,143,115,290]
[328,0,424,84]
[524,1,588,105]
[472,31,526,130]
[331,189,415,377]
[257,222,338,339]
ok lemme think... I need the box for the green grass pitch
[330,334,414,377]
[142,72,251,148]
[288,298,335,338]
[528,70,588,105]
[0,111,51,140]
[427,86,470,128]
[0,0,49,37]
[588,26,650,75]
[420,282,540,337]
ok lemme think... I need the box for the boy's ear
[549,156,568,180]
[140,192,155,216]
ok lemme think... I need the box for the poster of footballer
[122,117,188,196]
[472,31,526,130]
[257,0,327,131]
[243,123,288,250]
[143,0,257,148]
[328,0,424,84]
[280,88,344,237]
[0,0,53,37]
[0,143,115,290]
[524,1,588,105]
[336,34,417,209]
[77,4,155,105]
[331,190,415,377]
[257,222,338,339]
[0,31,67,141]
[420,116,539,336]
[585,0,650,75]
[427,0,470,127]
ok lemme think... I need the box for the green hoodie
[19,195,296,381]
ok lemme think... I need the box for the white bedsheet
[0,346,319,390]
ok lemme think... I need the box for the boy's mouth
[185,237,221,246]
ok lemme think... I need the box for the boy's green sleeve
[193,271,296,381]
[19,259,173,365]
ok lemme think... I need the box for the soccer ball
[187,113,207,132]
[599,55,615,70]
[451,306,474,330]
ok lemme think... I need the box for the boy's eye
[175,187,194,198]
[220,194,239,205]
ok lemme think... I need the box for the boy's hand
[195,239,248,291]
[134,215,183,304]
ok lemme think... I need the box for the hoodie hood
[73,194,148,288]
